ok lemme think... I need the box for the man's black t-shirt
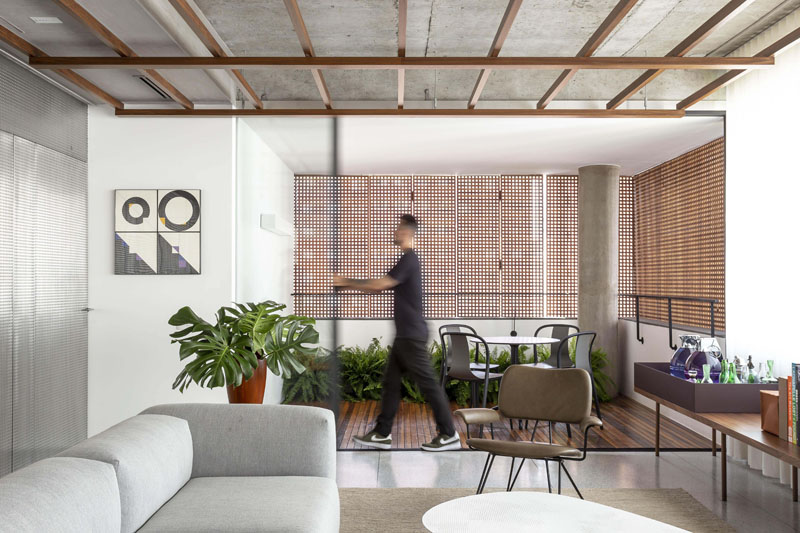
[387,249,428,341]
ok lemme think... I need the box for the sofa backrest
[0,457,121,533]
[59,414,193,533]
[142,403,337,480]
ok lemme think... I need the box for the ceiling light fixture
[30,16,63,24]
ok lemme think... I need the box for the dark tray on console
[634,362,778,413]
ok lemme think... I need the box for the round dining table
[481,336,559,366]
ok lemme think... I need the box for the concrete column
[578,164,620,395]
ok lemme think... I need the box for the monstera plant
[168,301,318,403]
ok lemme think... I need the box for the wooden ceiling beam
[677,25,800,110]
[28,56,774,70]
[606,0,755,110]
[52,0,193,109]
[538,0,638,109]
[115,108,685,118]
[169,0,262,109]
[0,23,122,108]
[397,0,407,109]
[468,0,522,109]
[283,0,331,109]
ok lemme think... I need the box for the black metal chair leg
[544,459,552,493]
[476,453,492,494]
[549,422,553,444]
[560,462,584,500]
[530,420,539,442]
[594,390,603,428]
[566,423,572,439]
[557,459,562,494]
[506,457,516,491]
[490,423,494,439]
[509,458,526,491]
[477,454,496,494]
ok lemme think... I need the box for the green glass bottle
[719,360,729,383]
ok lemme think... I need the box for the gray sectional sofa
[0,403,339,533]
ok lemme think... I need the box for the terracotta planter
[227,359,267,404]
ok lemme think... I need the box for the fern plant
[282,350,331,403]
[339,338,387,401]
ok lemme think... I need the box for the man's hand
[331,274,398,293]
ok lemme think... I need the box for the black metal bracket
[634,296,644,344]
[667,298,677,350]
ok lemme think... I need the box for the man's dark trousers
[374,337,455,437]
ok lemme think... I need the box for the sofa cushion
[59,414,192,533]
[138,476,340,533]
[0,457,121,533]
[141,404,336,479]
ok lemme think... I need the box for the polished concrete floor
[337,450,800,532]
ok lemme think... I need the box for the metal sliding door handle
[80,307,94,312]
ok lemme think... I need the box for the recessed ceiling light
[30,16,62,24]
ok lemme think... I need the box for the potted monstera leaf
[169,301,318,403]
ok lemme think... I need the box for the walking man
[333,214,459,451]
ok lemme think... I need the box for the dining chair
[532,323,579,367]
[439,330,504,409]
[455,366,603,498]
[438,324,499,387]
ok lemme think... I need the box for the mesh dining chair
[531,323,579,367]
[563,331,603,422]
[439,329,504,409]
[455,366,603,498]
[438,324,499,387]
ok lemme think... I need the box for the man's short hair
[399,214,418,232]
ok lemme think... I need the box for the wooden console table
[636,386,800,502]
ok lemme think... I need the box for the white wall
[725,9,800,378]
[236,119,296,404]
[87,106,235,435]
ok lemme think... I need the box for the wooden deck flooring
[331,396,711,451]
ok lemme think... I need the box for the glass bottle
[746,356,757,384]
[764,360,778,384]
[756,362,766,384]
[701,363,713,384]
[719,359,729,384]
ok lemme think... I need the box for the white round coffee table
[422,492,687,533]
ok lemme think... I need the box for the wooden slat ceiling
[0,0,797,116]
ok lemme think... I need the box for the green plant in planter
[282,349,331,403]
[169,300,318,391]
[340,338,388,402]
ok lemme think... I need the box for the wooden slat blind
[633,137,725,329]
[545,175,578,317]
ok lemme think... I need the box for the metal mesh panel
[618,175,636,317]
[457,175,500,317]
[11,137,88,470]
[633,138,725,329]
[336,176,370,317]
[293,176,333,317]
[501,175,544,318]
[0,132,12,476]
[0,56,87,162]
[369,176,411,318]
[413,175,456,317]
[545,175,578,317]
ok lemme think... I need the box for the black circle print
[121,196,150,225]
[158,190,199,232]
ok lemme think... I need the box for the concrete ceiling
[0,0,797,106]
[245,115,724,175]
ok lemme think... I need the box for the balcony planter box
[634,362,778,413]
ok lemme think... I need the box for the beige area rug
[340,488,734,533]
